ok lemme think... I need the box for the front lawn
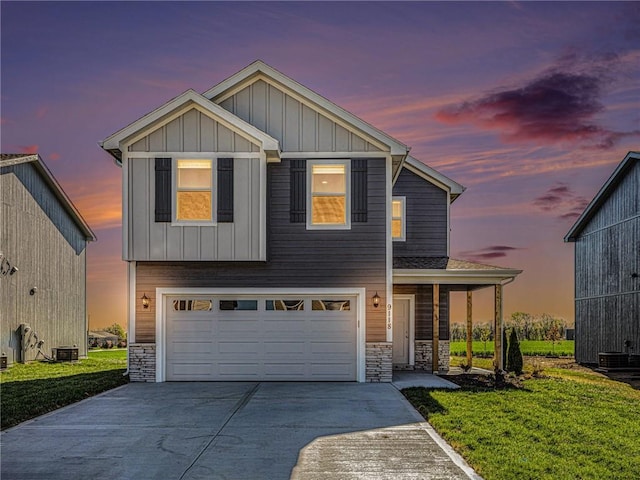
[450,340,574,357]
[0,349,128,430]
[404,365,640,480]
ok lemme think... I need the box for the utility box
[0,354,7,370]
[52,347,79,362]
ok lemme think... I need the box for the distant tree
[104,323,127,341]
[509,311,533,340]
[506,328,523,375]
[543,316,565,354]
[450,323,466,341]
[478,324,492,355]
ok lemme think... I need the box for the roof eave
[99,88,281,164]
[565,151,640,242]
[393,268,522,285]
[204,60,410,157]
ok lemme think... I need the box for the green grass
[0,349,128,430]
[450,340,574,357]
[404,370,640,480]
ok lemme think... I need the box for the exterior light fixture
[141,293,150,309]
[30,287,37,296]
[372,292,381,308]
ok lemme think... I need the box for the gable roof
[0,154,96,241]
[100,89,281,165]
[203,60,410,158]
[401,156,466,202]
[565,151,640,242]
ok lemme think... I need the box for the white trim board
[154,287,367,383]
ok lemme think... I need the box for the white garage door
[165,295,357,381]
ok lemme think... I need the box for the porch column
[494,283,503,370]
[432,284,440,373]
[466,290,473,368]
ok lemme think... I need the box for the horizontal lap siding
[393,285,450,341]
[574,160,639,363]
[135,158,387,343]
[392,168,448,257]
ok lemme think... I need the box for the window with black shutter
[351,159,367,222]
[217,158,234,222]
[155,157,172,222]
[290,159,306,223]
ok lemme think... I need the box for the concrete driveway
[1,382,479,479]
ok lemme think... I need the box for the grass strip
[404,372,640,480]
[0,350,127,430]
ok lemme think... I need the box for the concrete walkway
[392,371,461,390]
[1,382,481,480]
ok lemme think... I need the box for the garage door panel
[218,341,261,354]
[166,294,357,381]
[170,341,213,354]
[310,341,353,355]
[263,341,306,354]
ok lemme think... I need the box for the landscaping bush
[506,328,523,374]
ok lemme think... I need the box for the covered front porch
[393,257,522,373]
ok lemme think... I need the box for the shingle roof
[393,256,511,271]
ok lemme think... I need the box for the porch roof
[393,256,522,287]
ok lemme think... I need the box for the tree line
[451,312,569,343]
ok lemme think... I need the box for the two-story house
[101,61,520,382]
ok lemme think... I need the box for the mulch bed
[444,372,525,390]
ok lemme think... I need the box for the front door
[392,297,411,365]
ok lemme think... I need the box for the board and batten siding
[134,158,388,343]
[0,163,88,365]
[573,160,639,363]
[393,285,450,341]
[218,79,384,154]
[129,108,260,154]
[392,168,448,257]
[127,157,261,261]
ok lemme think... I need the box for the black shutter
[290,159,306,223]
[217,158,234,223]
[351,159,368,222]
[155,157,172,222]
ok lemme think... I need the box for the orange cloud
[48,153,61,161]
[18,144,39,153]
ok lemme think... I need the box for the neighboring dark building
[1,154,95,365]
[565,151,640,364]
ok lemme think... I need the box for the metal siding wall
[392,168,448,257]
[223,80,383,153]
[0,164,88,364]
[134,158,388,343]
[574,160,640,363]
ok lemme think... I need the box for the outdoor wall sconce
[29,287,37,296]
[141,293,150,309]
[372,292,381,308]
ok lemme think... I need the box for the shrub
[506,328,523,374]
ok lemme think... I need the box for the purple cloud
[435,55,640,149]
[459,245,521,262]
[533,182,589,220]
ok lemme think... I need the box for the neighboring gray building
[565,151,640,364]
[100,61,521,383]
[1,154,95,365]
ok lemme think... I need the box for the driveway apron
[1,382,478,480]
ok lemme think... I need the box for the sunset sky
[2,1,638,330]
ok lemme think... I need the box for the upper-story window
[175,159,214,222]
[307,160,351,229]
[392,196,405,241]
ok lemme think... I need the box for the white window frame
[172,158,217,226]
[392,196,406,241]
[306,159,351,230]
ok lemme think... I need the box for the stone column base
[365,342,393,382]
[128,343,156,382]
[414,340,450,373]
